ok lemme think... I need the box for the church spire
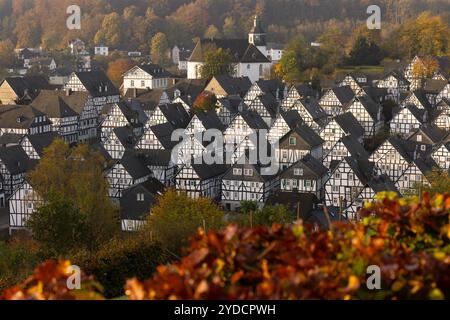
[248,15,266,47]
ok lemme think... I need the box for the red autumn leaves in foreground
[2,193,450,300]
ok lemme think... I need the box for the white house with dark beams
[347,95,384,138]
[123,64,171,92]
[0,145,33,198]
[432,142,450,170]
[289,97,328,132]
[376,70,410,103]
[390,105,426,137]
[323,135,370,169]
[0,105,52,137]
[320,112,364,154]
[268,110,303,144]
[221,156,279,211]
[20,132,59,160]
[319,86,354,117]
[8,180,42,232]
[279,155,328,199]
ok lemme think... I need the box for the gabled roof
[329,86,355,105]
[150,123,180,149]
[208,75,252,97]
[280,125,324,148]
[334,112,365,138]
[239,109,269,130]
[132,64,172,78]
[255,79,286,98]
[340,135,370,159]
[0,145,32,175]
[189,39,270,63]
[367,174,399,194]
[351,95,381,120]
[424,79,448,94]
[299,97,328,121]
[124,88,167,111]
[292,83,317,98]
[382,70,409,84]
[25,132,59,156]
[2,76,54,101]
[343,157,375,185]
[31,90,91,116]
[0,105,51,129]
[31,94,78,118]
[411,125,446,144]
[119,150,152,179]
[135,149,173,167]
[408,89,432,110]
[113,126,138,150]
[120,180,164,221]
[193,110,225,131]
[280,154,328,179]
[0,133,23,147]
[167,79,208,101]
[223,155,277,182]
[72,71,119,97]
[251,93,278,118]
[156,103,191,128]
[280,110,303,129]
[191,163,229,180]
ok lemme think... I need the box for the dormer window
[233,168,242,175]
[289,137,297,146]
[244,169,253,176]
[294,168,304,176]
[416,135,422,142]
[137,193,145,202]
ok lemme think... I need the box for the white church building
[187,16,282,83]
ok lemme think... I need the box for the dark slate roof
[136,64,172,78]
[0,105,51,129]
[280,110,303,129]
[222,156,277,182]
[120,150,152,179]
[424,79,448,94]
[135,149,173,167]
[31,94,79,118]
[281,125,324,148]
[191,163,229,180]
[217,97,242,114]
[239,109,269,130]
[0,133,23,147]
[361,86,388,103]
[252,93,278,118]
[120,180,164,221]
[194,110,225,131]
[113,126,138,149]
[31,90,91,115]
[340,135,370,159]
[353,95,382,120]
[405,104,427,123]
[368,174,400,194]
[189,39,270,63]
[159,103,191,128]
[382,70,409,84]
[334,112,365,138]
[101,101,141,127]
[124,88,166,111]
[280,154,328,179]
[0,145,32,175]
[209,75,252,96]
[150,123,180,149]
[410,90,432,110]
[413,125,446,144]
[343,157,376,185]
[3,76,54,100]
[73,71,119,97]
[26,132,59,156]
[167,79,208,102]
[300,97,328,121]
[388,136,431,162]
[256,79,286,99]
[330,86,355,105]
[292,83,317,98]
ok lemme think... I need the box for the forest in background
[0,0,449,52]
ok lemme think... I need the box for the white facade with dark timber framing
[8,180,42,232]
[347,95,384,138]
[123,64,171,92]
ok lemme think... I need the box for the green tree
[199,48,234,79]
[275,36,309,83]
[151,32,169,66]
[346,36,383,66]
[145,189,225,255]
[422,168,450,196]
[27,192,87,257]
[317,25,346,72]
[231,204,294,227]
[28,139,119,251]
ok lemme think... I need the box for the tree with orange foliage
[107,58,136,88]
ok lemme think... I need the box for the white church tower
[248,15,268,57]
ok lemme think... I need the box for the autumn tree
[346,36,383,66]
[422,168,450,196]
[223,16,238,38]
[199,48,234,79]
[107,58,136,88]
[204,24,221,39]
[275,36,309,83]
[144,189,225,255]
[0,39,15,68]
[94,12,124,48]
[192,91,217,111]
[400,12,450,57]
[411,56,439,87]
[150,32,169,66]
[317,25,346,72]
[28,139,119,251]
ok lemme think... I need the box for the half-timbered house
[319,86,354,117]
[20,132,59,160]
[0,76,54,105]
[376,70,410,103]
[390,104,427,137]
[279,155,328,199]
[277,125,324,170]
[289,97,328,131]
[281,84,317,110]
[0,105,52,137]
[0,145,33,198]
[204,75,252,99]
[320,112,364,154]
[347,95,384,138]
[103,126,138,160]
[100,102,142,141]
[268,110,303,144]
[243,79,286,104]
[432,142,450,170]
[215,97,242,126]
[221,156,279,211]
[247,93,279,127]
[323,135,370,168]
[8,180,42,232]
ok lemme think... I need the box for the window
[349,174,354,180]
[305,180,311,188]
[421,145,426,151]
[247,64,251,70]
[332,186,339,192]
[289,137,297,146]
[233,168,242,175]
[141,80,145,87]
[244,169,253,176]
[294,168,304,176]
[137,193,145,202]
[416,134,422,142]
[130,80,135,87]
[335,173,341,179]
